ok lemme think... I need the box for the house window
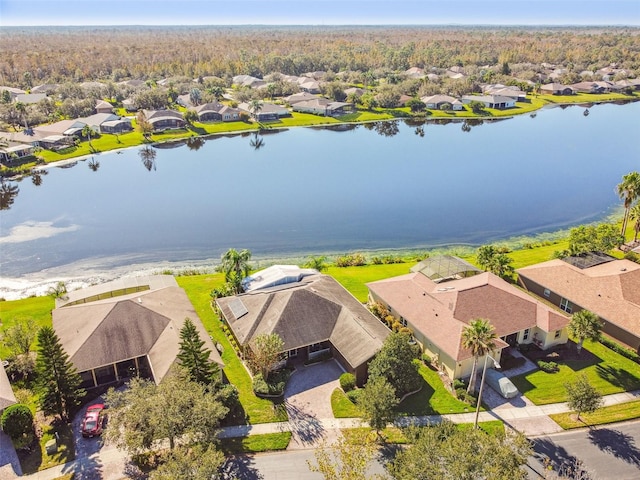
[287,348,298,358]
[560,298,573,314]
[543,288,551,298]
[554,330,561,339]
[400,316,407,327]
[309,343,323,353]
[523,328,530,341]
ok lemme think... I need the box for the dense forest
[1,26,639,85]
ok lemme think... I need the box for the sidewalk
[13,389,640,480]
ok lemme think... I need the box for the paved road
[531,420,640,480]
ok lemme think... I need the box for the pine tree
[177,318,218,385]
[35,326,85,421]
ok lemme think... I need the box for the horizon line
[2,23,640,28]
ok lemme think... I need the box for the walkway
[12,389,640,480]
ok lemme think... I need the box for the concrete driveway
[0,431,22,479]
[283,360,344,450]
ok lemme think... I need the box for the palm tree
[14,102,28,130]
[220,248,252,293]
[189,88,202,107]
[617,171,640,237]
[249,100,262,121]
[568,310,603,354]
[462,318,497,394]
[630,203,640,242]
[81,125,94,150]
[304,255,328,272]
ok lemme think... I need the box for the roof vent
[138,298,142,303]
[621,268,627,272]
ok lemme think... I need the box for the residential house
[193,102,241,122]
[291,98,354,116]
[31,84,59,94]
[285,92,322,105]
[237,102,290,121]
[569,81,609,94]
[95,100,114,114]
[404,67,426,79]
[540,83,575,95]
[343,87,366,99]
[297,78,322,94]
[176,94,193,108]
[0,86,26,100]
[367,256,569,380]
[232,75,266,89]
[52,275,223,389]
[81,113,132,134]
[14,93,47,104]
[118,79,147,89]
[122,98,138,112]
[483,86,528,102]
[9,119,86,149]
[142,109,185,131]
[216,267,390,385]
[0,143,35,163]
[421,94,464,110]
[518,255,640,352]
[461,95,516,109]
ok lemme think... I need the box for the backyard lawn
[0,295,54,358]
[511,340,640,405]
[326,263,416,302]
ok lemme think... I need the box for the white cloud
[0,221,80,244]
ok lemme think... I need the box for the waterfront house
[80,113,132,134]
[421,94,464,110]
[52,276,223,389]
[237,102,290,121]
[367,256,569,380]
[540,83,575,95]
[461,95,516,109]
[217,267,389,385]
[142,109,185,131]
[291,98,354,116]
[0,142,35,163]
[518,255,640,352]
[193,102,241,122]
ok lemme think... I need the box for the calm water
[1,102,639,297]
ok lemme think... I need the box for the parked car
[81,404,105,438]
[483,368,519,399]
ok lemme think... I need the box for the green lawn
[511,340,640,405]
[0,296,54,358]
[326,263,415,302]
[538,92,638,104]
[331,388,363,418]
[218,432,292,454]
[397,363,475,416]
[550,399,640,429]
[19,422,75,475]
[176,274,288,425]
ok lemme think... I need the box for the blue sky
[1,0,638,26]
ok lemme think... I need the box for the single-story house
[285,92,321,105]
[142,109,185,131]
[193,102,241,122]
[176,94,193,108]
[118,79,147,89]
[518,256,640,352]
[569,81,609,94]
[540,83,575,95]
[14,93,47,104]
[404,67,425,79]
[0,86,26,100]
[367,257,569,380]
[291,98,354,116]
[297,79,321,94]
[237,102,291,121]
[461,95,516,109]
[95,100,114,114]
[52,275,223,389]
[483,87,527,102]
[122,98,138,112]
[80,113,132,134]
[232,75,266,89]
[343,87,366,99]
[420,94,464,110]
[216,268,390,385]
[0,143,35,162]
[31,83,59,94]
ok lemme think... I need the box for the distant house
[518,256,640,352]
[237,102,290,121]
[285,92,321,105]
[404,67,425,79]
[176,94,193,108]
[31,83,59,94]
[297,78,321,94]
[217,268,389,385]
[0,86,26,100]
[193,102,240,122]
[142,109,185,131]
[461,95,516,109]
[367,256,569,380]
[14,93,47,104]
[569,81,609,94]
[540,83,575,95]
[0,143,35,163]
[53,275,223,389]
[232,75,266,89]
[291,98,354,116]
[421,94,464,110]
[118,79,147,89]
[81,113,132,134]
[343,87,366,99]
[95,100,114,114]
[122,98,138,112]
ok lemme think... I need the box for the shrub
[452,379,466,390]
[339,373,356,392]
[1,404,34,449]
[599,337,640,363]
[624,251,640,264]
[252,373,270,395]
[346,389,362,404]
[537,360,559,373]
[422,353,431,365]
[335,253,367,267]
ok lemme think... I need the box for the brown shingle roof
[518,259,640,337]
[367,271,568,362]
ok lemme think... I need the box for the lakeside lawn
[0,295,54,358]
[510,339,640,405]
[326,263,416,303]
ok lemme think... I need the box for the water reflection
[88,158,100,172]
[0,182,19,210]
[372,120,400,137]
[138,146,157,172]
[31,169,48,186]
[415,126,425,137]
[186,136,205,151]
[249,131,265,150]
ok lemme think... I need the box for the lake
[1,101,639,298]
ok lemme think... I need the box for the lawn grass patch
[550,399,640,429]
[511,340,640,405]
[326,263,414,302]
[397,364,475,416]
[176,274,288,425]
[218,432,292,454]
[19,422,75,475]
[455,420,505,435]
[0,296,54,358]
[331,388,363,418]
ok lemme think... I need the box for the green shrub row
[599,337,640,363]
[537,360,559,373]
[335,253,367,267]
[371,255,405,265]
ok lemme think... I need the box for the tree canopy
[177,317,219,385]
[565,374,603,421]
[461,318,497,394]
[367,332,421,397]
[358,376,399,434]
[248,333,285,380]
[568,310,603,354]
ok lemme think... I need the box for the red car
[81,404,105,438]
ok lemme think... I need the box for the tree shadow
[588,428,640,467]
[532,438,591,477]
[595,364,640,390]
[396,377,436,416]
[284,401,325,447]
[62,451,103,480]
[219,454,264,480]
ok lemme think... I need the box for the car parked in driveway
[81,404,105,438]
[484,368,520,399]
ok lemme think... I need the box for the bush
[252,373,269,395]
[452,379,466,390]
[599,337,640,363]
[1,404,34,449]
[624,251,640,264]
[335,253,367,267]
[537,360,559,373]
[421,353,431,365]
[339,373,356,392]
[346,389,362,404]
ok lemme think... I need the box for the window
[554,330,561,339]
[309,343,323,353]
[543,288,551,298]
[400,316,408,327]
[287,348,298,358]
[560,298,573,314]
[523,328,530,341]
